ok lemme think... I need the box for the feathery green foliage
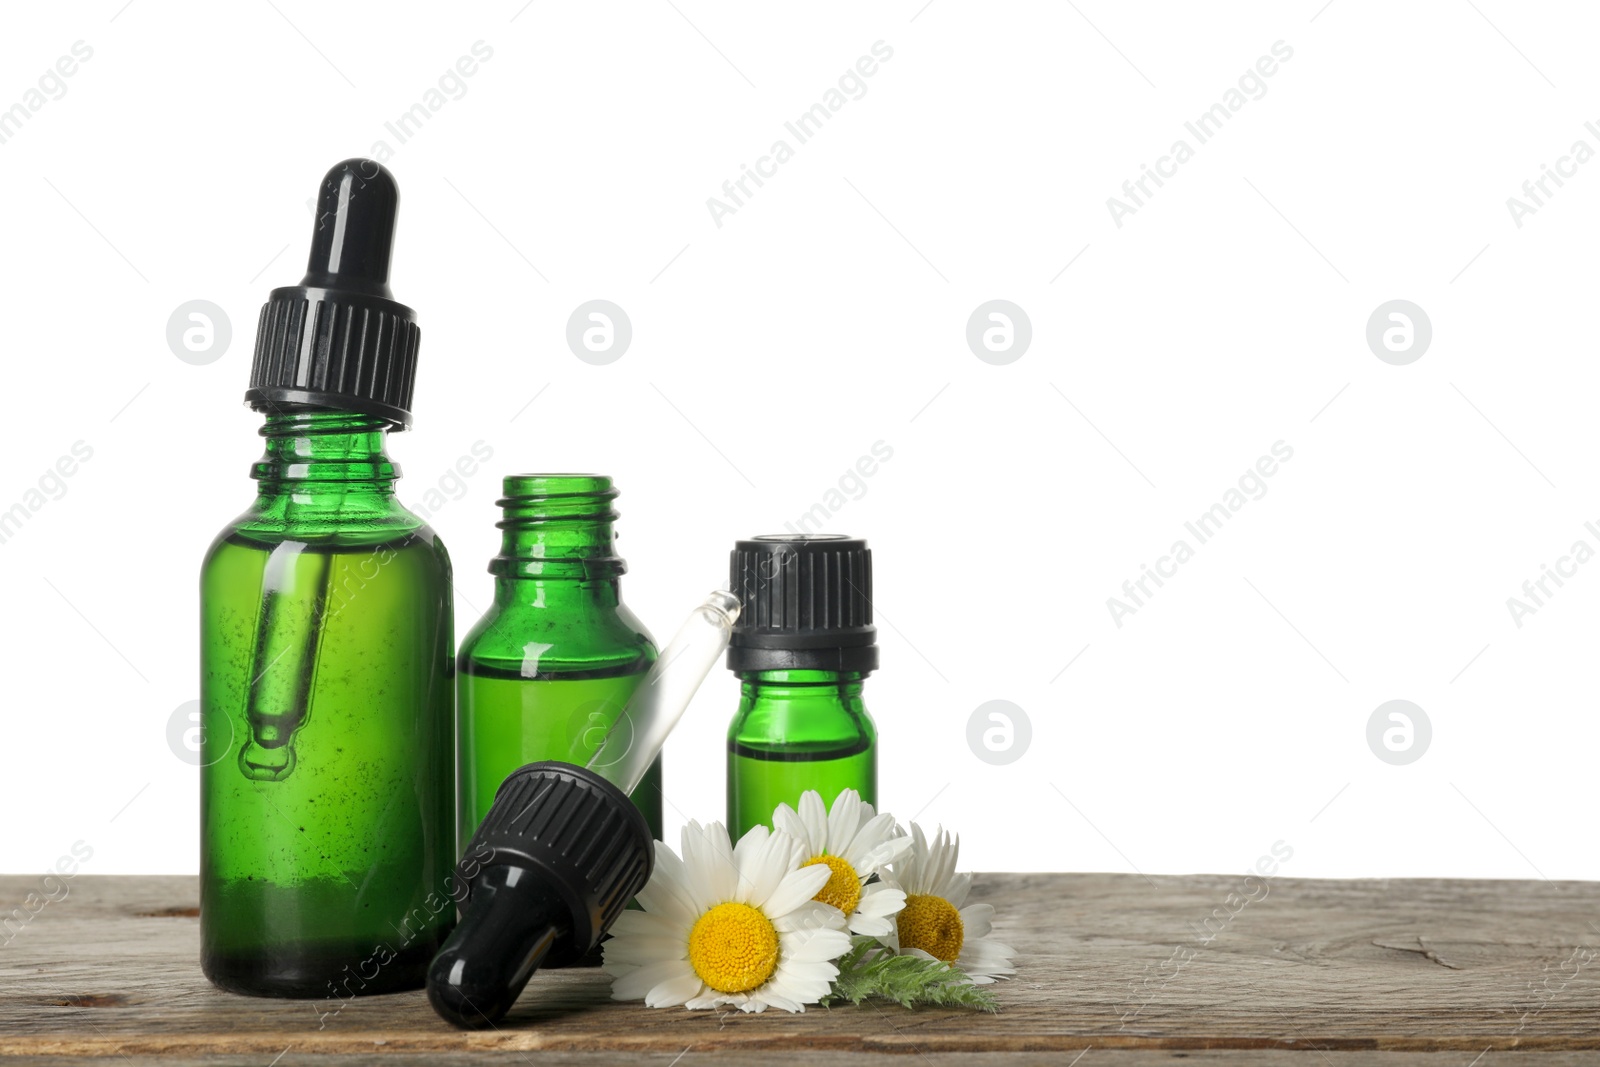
[824,937,999,1012]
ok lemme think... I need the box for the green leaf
[823,937,999,1012]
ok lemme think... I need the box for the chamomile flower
[880,823,1015,984]
[773,788,911,938]
[603,820,852,1013]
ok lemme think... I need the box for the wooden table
[3,873,1599,1065]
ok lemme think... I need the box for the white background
[1,1,1594,883]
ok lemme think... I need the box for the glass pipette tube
[587,589,741,794]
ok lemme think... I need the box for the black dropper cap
[427,762,654,1029]
[727,534,877,674]
[245,158,422,428]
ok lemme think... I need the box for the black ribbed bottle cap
[455,762,652,970]
[245,159,421,428]
[727,534,877,674]
[426,762,655,1028]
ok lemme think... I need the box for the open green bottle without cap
[199,160,455,997]
[455,474,663,853]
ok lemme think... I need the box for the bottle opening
[499,474,616,504]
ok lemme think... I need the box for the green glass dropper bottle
[199,160,455,997]
[725,535,879,839]
[456,475,662,851]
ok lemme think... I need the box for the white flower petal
[636,841,698,924]
[758,990,803,1013]
[709,821,742,904]
[798,790,829,852]
[841,811,898,868]
[765,984,825,1009]
[685,991,731,1011]
[787,830,812,870]
[759,973,815,1005]
[944,871,972,909]
[608,909,684,940]
[963,936,1016,963]
[825,789,862,855]
[601,935,687,969]
[958,937,1017,980]
[962,966,1015,982]
[771,802,807,844]
[683,820,740,907]
[764,862,832,917]
[772,899,846,934]
[929,829,959,897]
[959,903,994,940]
[604,962,642,983]
[894,823,928,894]
[847,913,895,937]
[858,830,913,874]
[676,822,716,908]
[645,970,704,1008]
[960,949,1015,974]
[736,825,796,907]
[768,968,832,1005]
[781,926,852,963]
[732,822,771,872]
[774,959,839,983]
[612,959,695,1002]
[911,826,944,895]
[857,882,905,917]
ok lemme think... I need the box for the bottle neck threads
[252,410,397,494]
[490,474,627,581]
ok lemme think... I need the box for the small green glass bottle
[725,535,879,839]
[456,475,662,851]
[200,160,455,997]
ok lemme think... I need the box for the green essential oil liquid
[458,664,663,847]
[200,529,455,996]
[728,737,876,840]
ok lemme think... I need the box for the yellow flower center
[687,902,780,993]
[803,853,862,915]
[897,893,964,962]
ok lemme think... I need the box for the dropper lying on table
[427,590,741,1028]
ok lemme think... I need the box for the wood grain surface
[2,872,1598,1064]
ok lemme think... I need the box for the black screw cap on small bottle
[245,158,422,428]
[426,762,654,1029]
[727,534,877,674]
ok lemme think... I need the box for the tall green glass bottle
[725,536,879,839]
[200,160,455,997]
[456,475,662,851]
